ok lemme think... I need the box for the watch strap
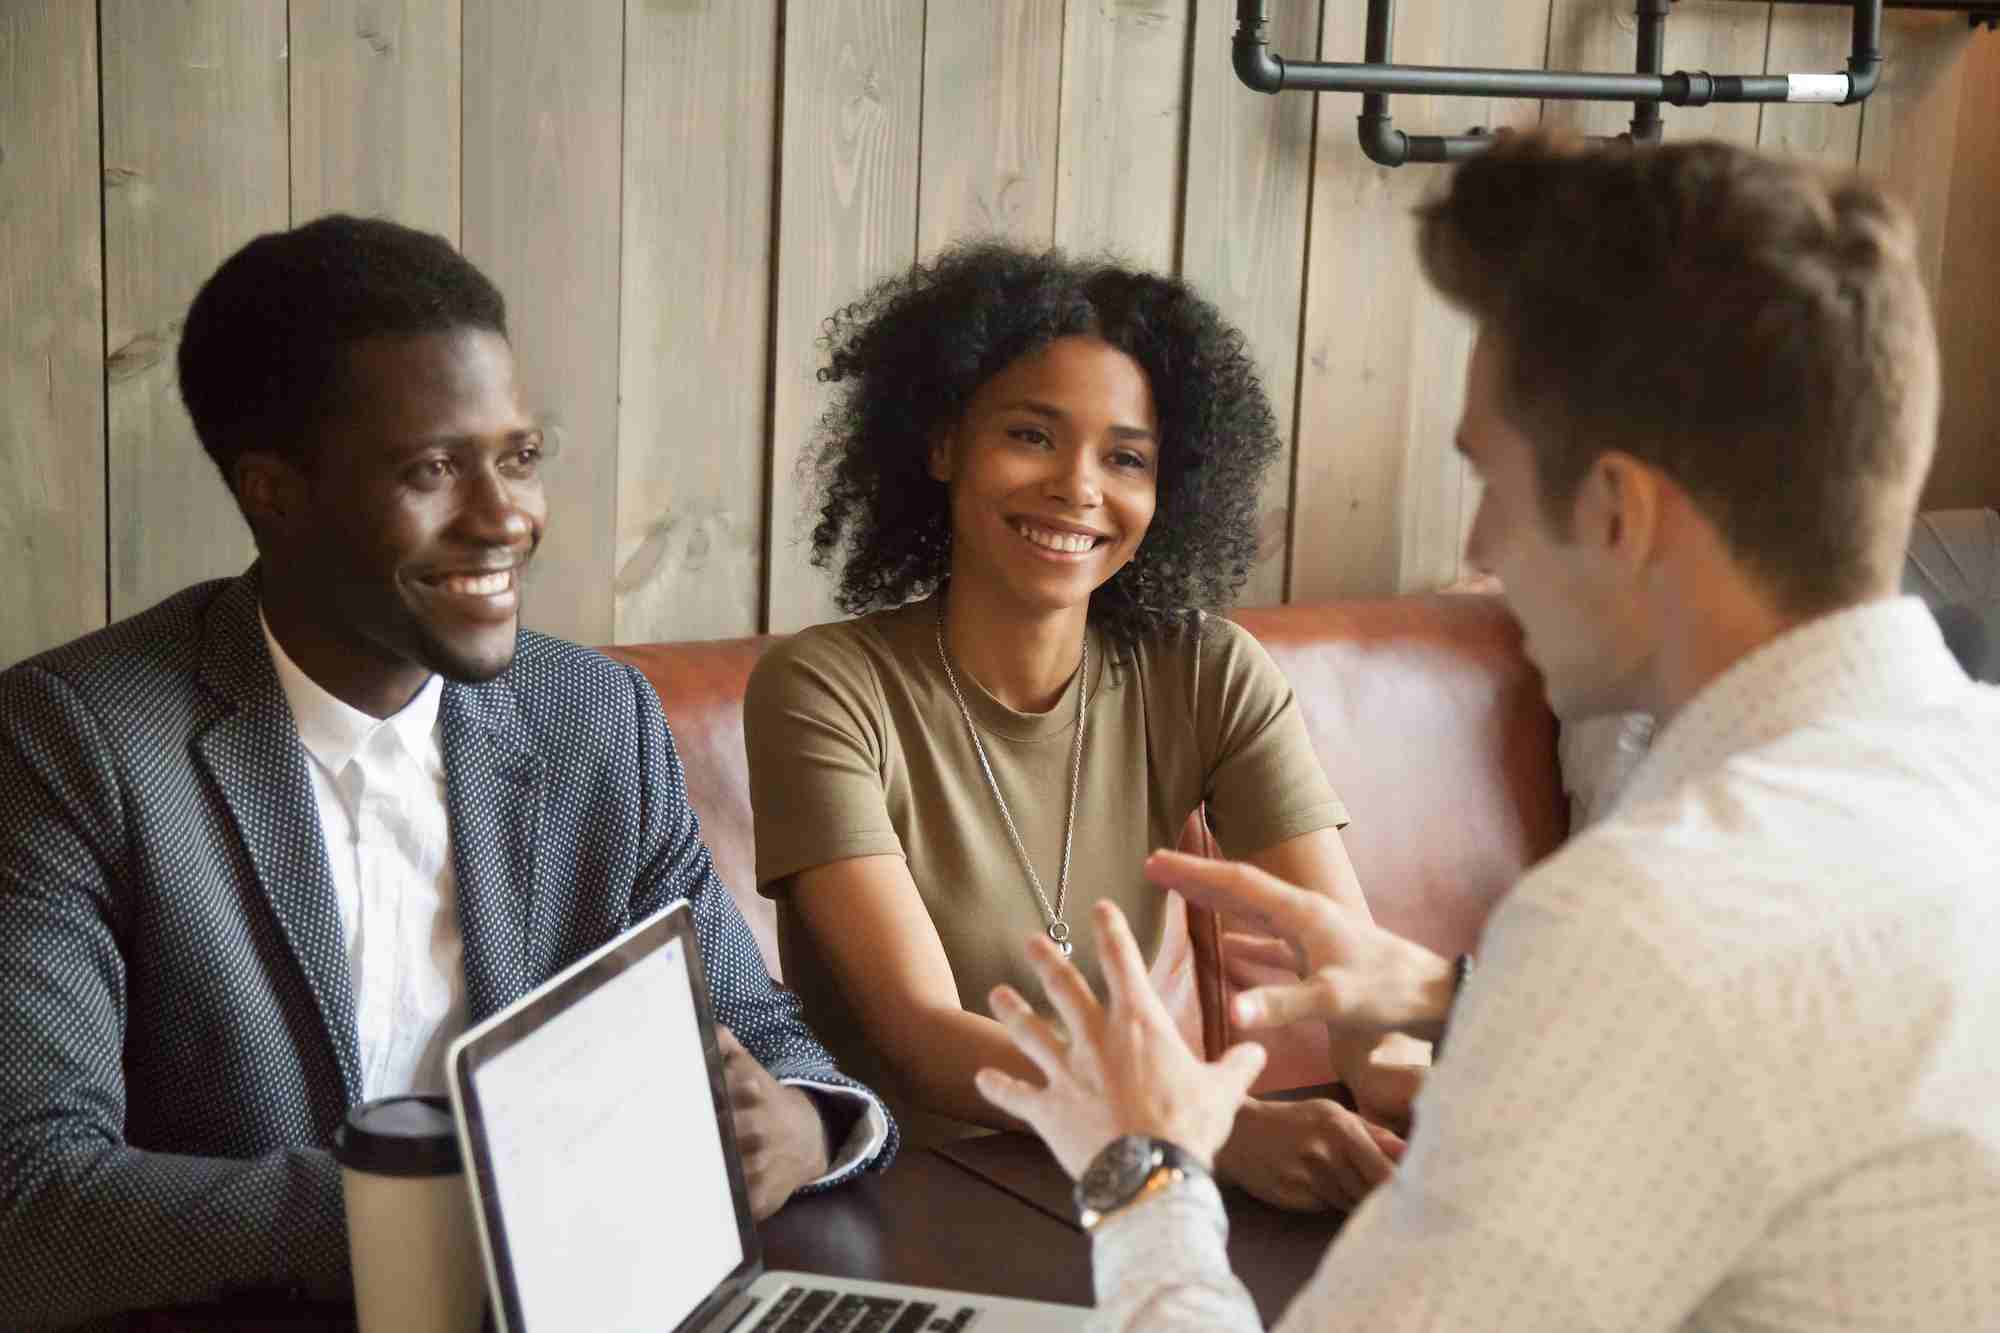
[1075,1137,1212,1231]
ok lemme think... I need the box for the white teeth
[438,571,511,596]
[1014,522,1099,554]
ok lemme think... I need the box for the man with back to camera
[972,133,2000,1329]
[0,216,894,1329]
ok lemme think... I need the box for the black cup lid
[332,1094,463,1177]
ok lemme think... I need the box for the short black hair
[808,240,1282,646]
[177,213,508,488]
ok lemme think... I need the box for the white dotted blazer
[0,571,895,1329]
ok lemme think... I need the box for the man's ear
[234,450,309,540]
[1579,451,1660,575]
[926,430,954,484]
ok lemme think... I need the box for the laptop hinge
[701,1288,760,1333]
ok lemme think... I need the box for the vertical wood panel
[462,0,623,646]
[1054,0,1191,270]
[1291,0,1547,600]
[1926,35,2000,510]
[101,0,285,620]
[1,1,105,666]
[1543,0,1770,144]
[918,0,1064,254]
[1857,12,1974,298]
[290,0,462,240]
[1179,0,1318,606]
[1758,5,1863,164]
[766,0,923,633]
[616,0,778,644]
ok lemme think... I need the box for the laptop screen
[452,906,759,1332]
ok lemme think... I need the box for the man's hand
[975,900,1267,1180]
[1221,928,1431,1137]
[1214,1095,1405,1211]
[1146,850,1457,1044]
[717,1026,829,1219]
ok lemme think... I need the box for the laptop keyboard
[749,1284,979,1333]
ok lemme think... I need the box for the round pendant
[1047,920,1073,956]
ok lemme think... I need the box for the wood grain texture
[1054,0,1191,270]
[766,0,923,633]
[918,0,1064,254]
[1925,34,2000,510]
[1290,0,1547,600]
[1542,0,1770,144]
[1180,0,1319,606]
[1759,4,1864,165]
[101,0,284,620]
[1858,11,1974,297]
[616,0,779,644]
[1,0,105,666]
[289,0,461,240]
[462,0,623,646]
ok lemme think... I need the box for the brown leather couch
[601,594,1565,1093]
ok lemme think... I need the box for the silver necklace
[934,598,1088,956]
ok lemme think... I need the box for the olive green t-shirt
[743,595,1348,1145]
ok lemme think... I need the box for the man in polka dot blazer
[0,216,895,1329]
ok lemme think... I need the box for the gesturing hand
[974,900,1267,1181]
[716,1026,829,1219]
[1145,850,1457,1044]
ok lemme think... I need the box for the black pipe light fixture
[1233,0,2000,166]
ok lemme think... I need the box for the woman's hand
[1213,1095,1406,1212]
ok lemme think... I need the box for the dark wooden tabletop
[125,1148,1095,1330]
[935,1132,1344,1326]
[761,1146,1095,1308]
[126,1141,1337,1329]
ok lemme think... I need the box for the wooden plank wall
[1,2,103,661]
[5,1,1999,666]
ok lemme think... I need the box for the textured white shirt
[1093,597,2000,1331]
[262,614,467,1099]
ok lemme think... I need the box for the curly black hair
[807,240,1282,646]
[179,213,507,491]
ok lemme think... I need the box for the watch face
[1078,1135,1160,1212]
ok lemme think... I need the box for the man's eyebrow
[384,426,544,458]
[997,399,1157,442]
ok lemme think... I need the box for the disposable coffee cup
[333,1094,486,1333]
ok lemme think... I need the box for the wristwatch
[1074,1135,1210,1231]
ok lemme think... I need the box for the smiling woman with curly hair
[744,241,1403,1210]
[806,241,1277,642]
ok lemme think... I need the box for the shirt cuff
[783,1079,890,1186]
[1092,1172,1255,1326]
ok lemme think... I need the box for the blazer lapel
[191,573,363,1102]
[442,677,545,1021]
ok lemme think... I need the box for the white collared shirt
[261,612,465,1099]
[1092,597,2000,1331]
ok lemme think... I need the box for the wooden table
[761,1146,1094,1307]
[131,1140,1336,1328]
[130,1149,1092,1330]
[935,1132,1343,1326]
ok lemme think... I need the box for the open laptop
[447,901,1090,1332]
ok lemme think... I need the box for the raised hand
[1145,849,1458,1044]
[975,900,1267,1180]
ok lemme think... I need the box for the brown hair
[1417,131,1939,616]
